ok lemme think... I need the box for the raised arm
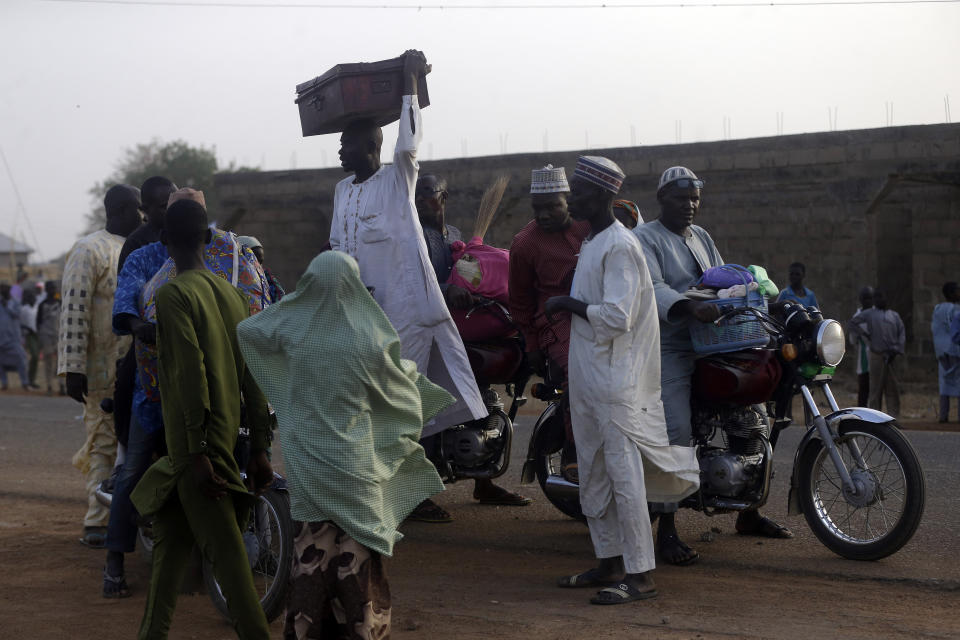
[394,50,428,192]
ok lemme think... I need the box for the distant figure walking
[849,286,874,407]
[932,282,960,423]
[777,262,819,308]
[849,289,905,418]
[36,281,63,395]
[0,283,30,391]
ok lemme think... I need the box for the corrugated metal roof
[0,232,33,254]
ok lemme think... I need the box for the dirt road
[1,393,957,639]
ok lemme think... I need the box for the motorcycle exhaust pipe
[544,475,580,501]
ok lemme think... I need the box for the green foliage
[83,139,258,235]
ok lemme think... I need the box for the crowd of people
[2,50,958,639]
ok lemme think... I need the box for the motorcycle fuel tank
[692,350,782,405]
[465,340,524,386]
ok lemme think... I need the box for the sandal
[657,533,700,566]
[557,568,615,589]
[407,499,453,523]
[735,514,794,539]
[590,583,658,605]
[102,568,131,599]
[473,485,532,506]
[80,526,107,549]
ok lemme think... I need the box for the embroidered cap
[167,187,206,209]
[573,156,625,194]
[657,166,703,194]
[530,164,570,194]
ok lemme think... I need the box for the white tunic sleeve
[584,242,644,346]
[393,95,422,194]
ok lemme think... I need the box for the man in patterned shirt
[59,184,142,548]
[509,164,589,480]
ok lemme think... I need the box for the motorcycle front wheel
[531,413,585,522]
[203,488,294,622]
[796,420,925,561]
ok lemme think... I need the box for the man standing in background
[59,184,141,548]
[777,262,819,308]
[36,280,63,395]
[932,282,960,422]
[0,283,30,391]
[849,289,905,418]
[849,286,874,407]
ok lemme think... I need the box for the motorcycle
[96,415,293,621]
[521,298,926,561]
[430,299,534,483]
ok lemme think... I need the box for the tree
[82,139,256,235]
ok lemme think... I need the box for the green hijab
[236,251,453,556]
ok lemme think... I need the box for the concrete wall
[215,123,960,390]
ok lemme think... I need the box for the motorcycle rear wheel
[203,488,293,622]
[796,421,925,561]
[531,413,585,522]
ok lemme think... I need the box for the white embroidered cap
[530,164,570,194]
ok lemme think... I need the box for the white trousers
[574,418,656,574]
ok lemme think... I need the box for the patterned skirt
[283,521,392,640]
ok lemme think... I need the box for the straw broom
[472,175,510,240]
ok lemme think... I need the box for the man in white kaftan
[548,157,698,605]
[328,52,484,437]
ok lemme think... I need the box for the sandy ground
[1,391,958,640]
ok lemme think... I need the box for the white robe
[329,95,485,436]
[568,222,700,572]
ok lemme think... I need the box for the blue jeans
[106,410,164,553]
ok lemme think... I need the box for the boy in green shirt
[131,199,273,639]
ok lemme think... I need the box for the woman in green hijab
[237,250,453,639]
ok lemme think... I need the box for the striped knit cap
[573,156,625,194]
[657,166,702,194]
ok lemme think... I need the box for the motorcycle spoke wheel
[798,421,924,561]
[808,433,905,544]
[203,490,293,622]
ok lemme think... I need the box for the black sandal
[102,568,131,599]
[590,582,658,605]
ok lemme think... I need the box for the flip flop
[590,583,658,605]
[80,526,107,549]
[657,533,700,566]
[473,487,532,506]
[736,515,794,539]
[102,569,131,599]
[557,569,615,589]
[407,499,453,523]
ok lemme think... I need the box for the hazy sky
[1,0,958,261]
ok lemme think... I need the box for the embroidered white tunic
[568,222,700,572]
[329,95,485,436]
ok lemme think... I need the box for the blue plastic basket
[689,291,770,355]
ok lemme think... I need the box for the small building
[0,232,33,283]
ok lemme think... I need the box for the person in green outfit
[130,199,273,640]
[237,250,455,640]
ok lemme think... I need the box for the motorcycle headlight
[815,320,845,366]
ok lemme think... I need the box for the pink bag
[448,237,510,302]
[448,237,513,341]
